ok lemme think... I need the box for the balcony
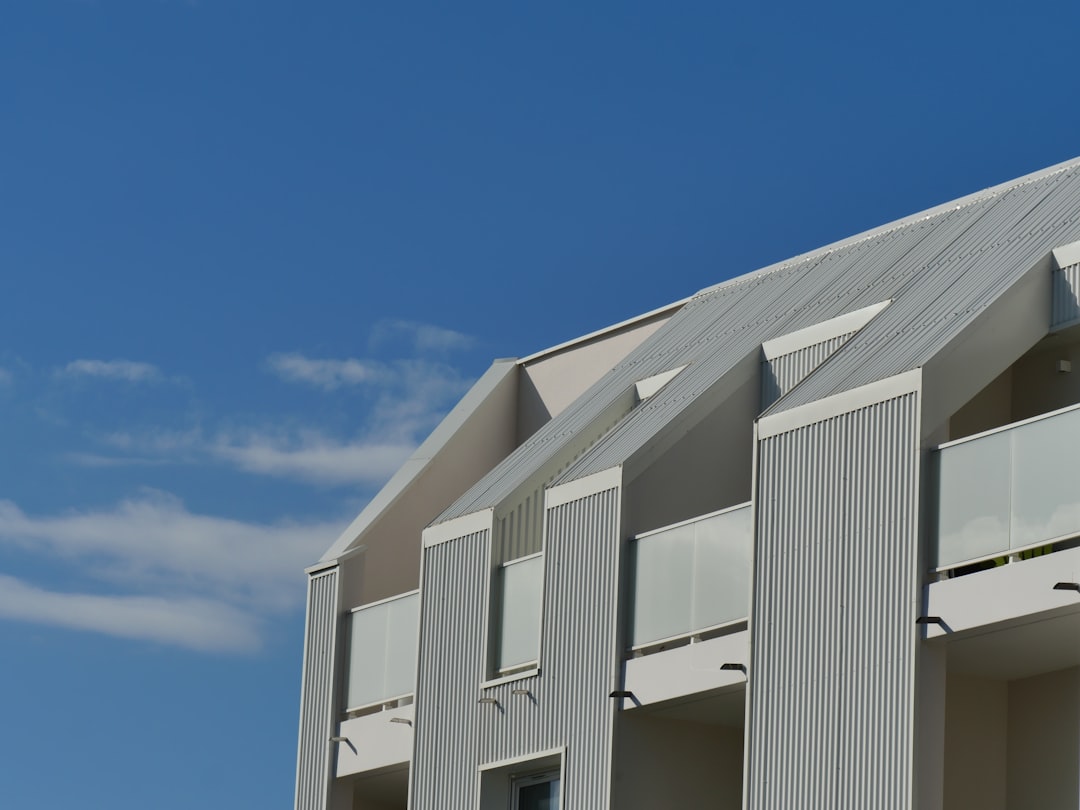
[621,504,752,710]
[933,402,1080,574]
[336,591,419,780]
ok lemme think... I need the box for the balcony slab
[924,545,1080,641]
[335,705,414,778]
[621,630,748,711]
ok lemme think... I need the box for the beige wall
[1007,667,1080,810]
[943,667,1080,810]
[517,312,673,442]
[1011,334,1080,421]
[623,373,756,537]
[948,329,1080,441]
[943,672,1007,810]
[612,713,743,810]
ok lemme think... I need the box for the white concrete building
[295,156,1080,810]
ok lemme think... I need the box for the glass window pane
[498,556,543,671]
[1011,407,1080,548]
[936,431,1011,567]
[517,778,559,810]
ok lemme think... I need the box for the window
[511,770,560,810]
[493,552,544,676]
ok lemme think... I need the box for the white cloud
[210,431,414,486]
[0,575,260,653]
[66,453,170,468]
[58,359,162,383]
[370,319,474,353]
[0,491,340,651]
[266,353,381,391]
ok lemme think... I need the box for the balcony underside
[925,546,1080,680]
[621,629,748,716]
[336,705,414,779]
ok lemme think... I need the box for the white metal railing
[934,402,1080,571]
[343,590,420,713]
[628,503,752,650]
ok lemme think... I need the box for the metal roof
[438,156,1080,521]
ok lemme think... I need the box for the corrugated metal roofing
[439,156,1080,520]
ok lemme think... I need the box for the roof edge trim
[696,155,1080,299]
[761,300,892,360]
[546,466,622,508]
[517,298,690,366]
[1054,239,1080,269]
[758,368,922,439]
[318,359,516,562]
[423,508,494,547]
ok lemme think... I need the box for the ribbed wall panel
[412,488,621,809]
[493,399,631,562]
[497,486,545,561]
[411,530,489,810]
[747,391,920,810]
[761,332,855,409]
[295,568,340,810]
[1052,261,1080,328]
[481,488,621,803]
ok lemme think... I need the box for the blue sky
[2,1,1079,807]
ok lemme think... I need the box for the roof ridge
[692,156,1080,301]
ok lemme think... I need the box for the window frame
[510,768,561,810]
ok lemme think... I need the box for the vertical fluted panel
[295,567,340,810]
[747,391,919,810]
[762,333,855,409]
[411,486,621,809]
[411,530,489,810]
[483,487,621,804]
[496,486,544,562]
[1052,262,1080,328]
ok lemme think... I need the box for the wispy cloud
[58,359,162,383]
[0,576,260,652]
[265,353,381,391]
[370,319,474,354]
[0,368,12,386]
[0,491,340,651]
[210,431,413,486]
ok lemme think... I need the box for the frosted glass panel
[631,523,695,646]
[1012,407,1080,548]
[344,592,419,710]
[936,431,1011,568]
[497,555,543,672]
[693,507,752,631]
[935,405,1080,570]
[630,505,751,648]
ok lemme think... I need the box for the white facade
[295,157,1080,810]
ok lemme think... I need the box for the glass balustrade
[628,503,752,650]
[496,553,544,674]
[344,591,420,712]
[935,403,1080,570]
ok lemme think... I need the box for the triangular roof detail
[439,157,1080,520]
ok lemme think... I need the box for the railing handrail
[632,501,752,541]
[627,617,747,654]
[343,691,414,717]
[347,589,420,615]
[935,400,1080,452]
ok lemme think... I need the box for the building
[294,156,1080,810]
